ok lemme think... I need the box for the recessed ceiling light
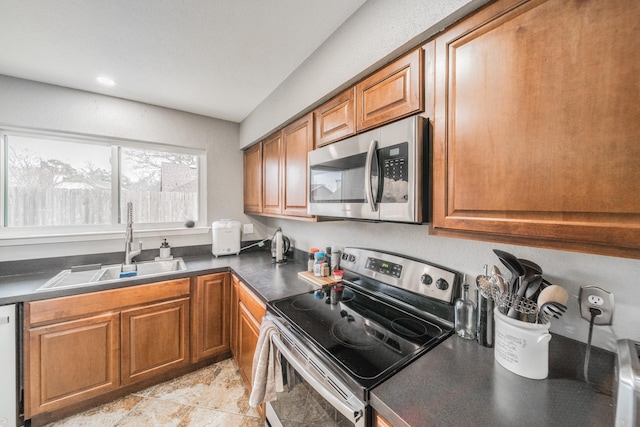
[96,76,116,86]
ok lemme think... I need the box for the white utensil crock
[494,308,552,379]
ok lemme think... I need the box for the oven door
[266,316,366,427]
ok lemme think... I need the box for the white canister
[494,308,552,379]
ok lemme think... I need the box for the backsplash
[268,218,640,353]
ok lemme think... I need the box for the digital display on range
[365,257,402,278]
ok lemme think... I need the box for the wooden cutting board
[298,271,341,287]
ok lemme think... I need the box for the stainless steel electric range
[265,247,462,427]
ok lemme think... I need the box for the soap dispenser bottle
[160,239,171,259]
[454,275,477,340]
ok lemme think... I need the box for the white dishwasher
[0,304,18,427]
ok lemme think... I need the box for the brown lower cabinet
[191,273,230,362]
[373,411,394,427]
[24,275,235,423]
[230,273,266,419]
[120,297,190,386]
[25,311,121,417]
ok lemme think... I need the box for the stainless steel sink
[36,258,187,291]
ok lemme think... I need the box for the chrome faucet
[124,202,142,267]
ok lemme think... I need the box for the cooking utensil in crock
[538,302,567,324]
[493,249,525,294]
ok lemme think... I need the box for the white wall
[0,75,269,260]
[239,0,490,148]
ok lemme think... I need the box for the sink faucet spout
[124,202,141,266]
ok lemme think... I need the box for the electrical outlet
[579,285,614,325]
[242,223,254,234]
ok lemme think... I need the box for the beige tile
[135,363,223,399]
[42,361,256,427]
[239,415,264,427]
[216,357,236,369]
[245,405,261,418]
[116,398,190,427]
[43,395,143,427]
[141,363,251,415]
[178,406,245,427]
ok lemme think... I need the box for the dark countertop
[0,250,316,305]
[370,335,615,427]
[0,249,616,426]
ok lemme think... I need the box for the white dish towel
[249,319,284,407]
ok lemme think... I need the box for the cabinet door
[431,0,640,258]
[25,312,120,418]
[192,273,230,362]
[282,112,314,216]
[314,88,356,147]
[237,301,261,389]
[243,142,263,214]
[262,130,283,214]
[121,297,190,386]
[356,48,423,131]
[230,274,240,359]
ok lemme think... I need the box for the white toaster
[615,339,640,426]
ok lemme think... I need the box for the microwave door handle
[365,139,379,212]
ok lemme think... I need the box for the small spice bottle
[308,248,320,272]
[313,251,325,277]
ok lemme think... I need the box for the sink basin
[37,258,187,291]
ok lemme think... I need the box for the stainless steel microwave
[308,115,428,223]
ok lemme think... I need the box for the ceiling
[0,0,366,123]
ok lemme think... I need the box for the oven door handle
[270,333,364,425]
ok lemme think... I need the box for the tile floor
[43,358,263,427]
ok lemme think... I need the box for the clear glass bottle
[454,276,477,340]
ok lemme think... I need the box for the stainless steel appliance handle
[270,333,364,426]
[365,139,378,212]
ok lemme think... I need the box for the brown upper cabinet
[243,112,314,219]
[314,87,356,147]
[430,0,640,259]
[261,130,283,215]
[356,48,423,131]
[243,142,262,214]
[282,112,314,216]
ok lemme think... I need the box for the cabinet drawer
[237,280,266,323]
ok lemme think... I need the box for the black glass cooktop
[269,283,452,387]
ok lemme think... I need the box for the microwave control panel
[379,142,408,182]
[378,142,409,203]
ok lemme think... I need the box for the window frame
[0,126,207,243]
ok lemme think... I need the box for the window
[1,129,204,234]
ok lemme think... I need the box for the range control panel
[339,247,460,304]
[365,257,403,278]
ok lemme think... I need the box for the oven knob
[420,274,433,285]
[349,255,356,262]
[435,278,449,290]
